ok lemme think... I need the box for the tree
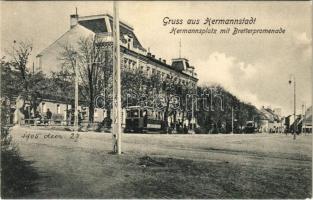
[49,70,75,120]
[10,41,33,91]
[1,56,24,99]
[1,41,49,117]
[60,36,113,124]
[121,68,146,108]
[142,72,197,132]
[196,83,261,133]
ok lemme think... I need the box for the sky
[1,1,312,116]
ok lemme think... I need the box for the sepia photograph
[0,1,312,199]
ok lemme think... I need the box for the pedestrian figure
[46,108,52,119]
[46,108,52,125]
[34,111,42,125]
[183,125,188,134]
[71,109,74,125]
[113,134,117,153]
[66,110,71,126]
[78,110,82,125]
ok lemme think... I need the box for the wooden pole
[74,54,79,132]
[179,39,181,58]
[293,76,296,140]
[231,106,234,134]
[113,1,122,154]
[302,103,306,135]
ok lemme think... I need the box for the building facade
[36,13,198,125]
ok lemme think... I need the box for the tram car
[124,106,162,133]
[244,121,256,133]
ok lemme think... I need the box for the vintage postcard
[1,1,312,199]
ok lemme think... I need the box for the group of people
[167,121,194,134]
[30,108,84,126]
[31,109,52,125]
[66,109,84,125]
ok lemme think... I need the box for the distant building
[273,108,282,117]
[258,106,283,133]
[301,106,312,133]
[283,106,312,134]
[284,114,300,133]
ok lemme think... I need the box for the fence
[20,118,127,132]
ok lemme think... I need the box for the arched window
[57,104,60,114]
[42,102,46,113]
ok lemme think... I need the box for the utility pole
[190,93,195,134]
[231,106,234,134]
[112,1,122,154]
[289,74,296,140]
[179,39,181,58]
[293,76,296,140]
[74,53,79,132]
[301,103,304,134]
[302,102,306,135]
[191,95,194,130]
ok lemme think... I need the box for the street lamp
[289,74,296,140]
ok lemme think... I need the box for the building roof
[304,106,312,125]
[79,18,108,33]
[171,60,184,72]
[258,107,280,122]
[265,108,280,121]
[77,16,145,51]
[108,19,145,51]
[304,115,312,125]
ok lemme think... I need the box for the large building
[37,14,197,84]
[36,13,198,123]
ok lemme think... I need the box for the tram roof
[126,106,155,110]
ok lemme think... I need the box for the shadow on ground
[111,155,312,199]
[1,148,41,199]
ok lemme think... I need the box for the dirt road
[8,126,312,198]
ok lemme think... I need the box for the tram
[244,121,256,133]
[124,106,162,133]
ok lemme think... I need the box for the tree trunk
[88,66,95,124]
[88,85,95,124]
[89,103,94,124]
[163,95,171,132]
[181,110,185,126]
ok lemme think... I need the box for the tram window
[127,110,139,117]
[147,110,152,118]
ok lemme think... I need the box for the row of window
[122,57,196,87]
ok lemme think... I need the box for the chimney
[152,55,155,58]
[158,58,162,62]
[163,59,166,63]
[70,14,79,28]
[147,52,151,57]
